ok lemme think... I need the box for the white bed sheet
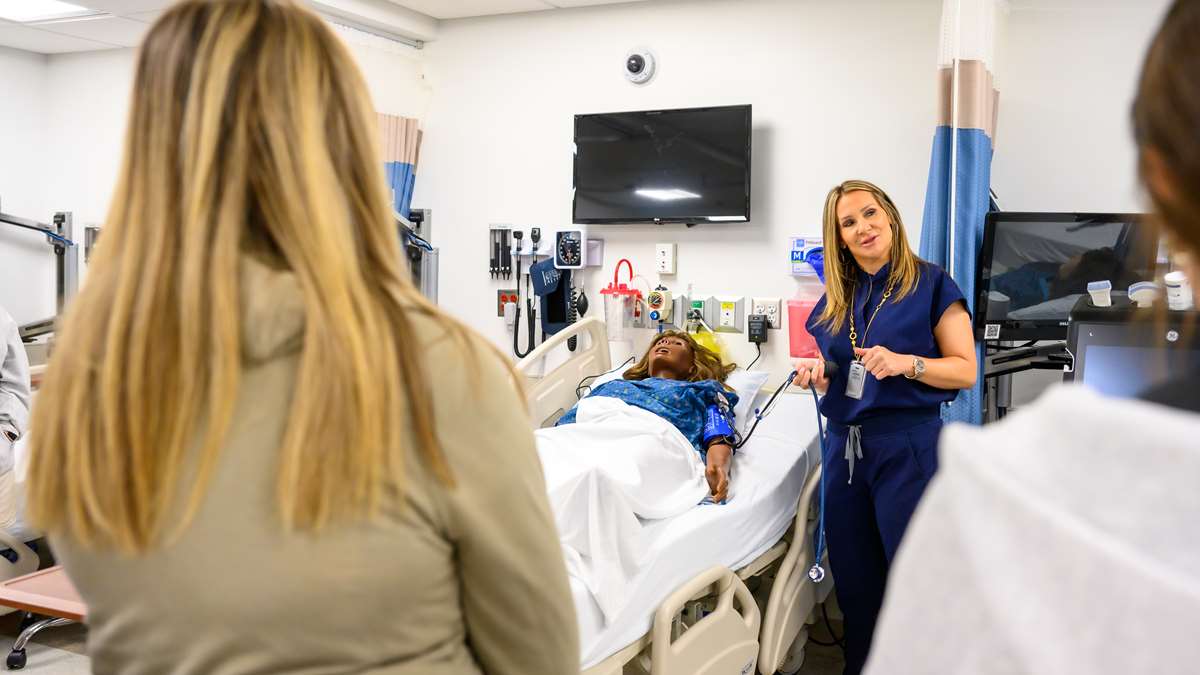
[573,391,822,668]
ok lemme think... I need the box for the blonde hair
[815,180,922,331]
[623,330,736,385]
[27,0,471,553]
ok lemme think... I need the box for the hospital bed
[517,318,833,675]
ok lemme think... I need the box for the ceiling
[388,0,652,21]
[0,0,655,54]
[0,0,162,53]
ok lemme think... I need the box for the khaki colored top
[52,258,579,675]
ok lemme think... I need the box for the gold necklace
[848,277,895,354]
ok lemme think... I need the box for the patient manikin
[542,330,740,623]
[557,330,738,502]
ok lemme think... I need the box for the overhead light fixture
[0,0,105,23]
[635,188,701,202]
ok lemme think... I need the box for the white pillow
[725,369,771,432]
[586,365,770,432]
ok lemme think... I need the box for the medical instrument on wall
[511,229,539,358]
[398,208,441,300]
[599,259,643,342]
[684,307,728,361]
[1,205,77,341]
[646,285,673,329]
[554,226,586,270]
[531,258,574,339]
[488,225,502,278]
[399,209,438,302]
[567,284,588,352]
[500,229,511,279]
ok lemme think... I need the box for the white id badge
[846,361,867,400]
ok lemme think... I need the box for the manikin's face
[648,335,693,379]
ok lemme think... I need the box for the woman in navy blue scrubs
[796,179,977,675]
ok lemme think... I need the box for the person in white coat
[866,2,1200,674]
[0,307,30,530]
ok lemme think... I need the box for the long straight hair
[815,180,922,332]
[27,0,470,553]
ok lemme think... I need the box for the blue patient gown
[557,377,738,460]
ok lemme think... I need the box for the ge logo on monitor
[1167,330,1180,343]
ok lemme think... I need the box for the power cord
[574,356,635,399]
[806,602,845,649]
[746,344,763,370]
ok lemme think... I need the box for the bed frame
[516,318,833,675]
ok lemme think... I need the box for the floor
[796,618,846,675]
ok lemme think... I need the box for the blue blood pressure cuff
[703,403,735,447]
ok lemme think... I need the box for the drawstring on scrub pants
[844,425,863,484]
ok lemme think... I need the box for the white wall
[993,0,1172,213]
[417,0,942,379]
[993,0,1171,406]
[44,49,137,230]
[0,47,52,326]
[0,26,429,327]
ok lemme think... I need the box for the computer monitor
[975,212,1158,341]
[1066,302,1200,399]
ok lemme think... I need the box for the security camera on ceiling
[624,48,656,84]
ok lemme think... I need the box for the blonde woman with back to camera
[25,1,579,673]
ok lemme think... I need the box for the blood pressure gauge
[554,228,586,269]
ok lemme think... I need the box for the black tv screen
[573,105,751,224]
[974,212,1158,341]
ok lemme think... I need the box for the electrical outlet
[751,297,782,329]
[497,289,518,316]
[655,243,677,274]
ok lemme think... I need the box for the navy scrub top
[805,261,968,425]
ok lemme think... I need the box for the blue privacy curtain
[919,0,1002,425]
[379,113,422,219]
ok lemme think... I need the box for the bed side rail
[516,318,611,427]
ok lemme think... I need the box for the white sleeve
[0,309,30,440]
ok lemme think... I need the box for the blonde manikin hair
[27,0,475,553]
[622,330,736,385]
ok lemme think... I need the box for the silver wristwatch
[905,356,926,380]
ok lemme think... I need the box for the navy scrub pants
[823,409,942,675]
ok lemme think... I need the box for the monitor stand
[982,341,1073,421]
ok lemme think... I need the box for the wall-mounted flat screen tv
[573,104,751,224]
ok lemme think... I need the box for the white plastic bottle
[1165,270,1194,311]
